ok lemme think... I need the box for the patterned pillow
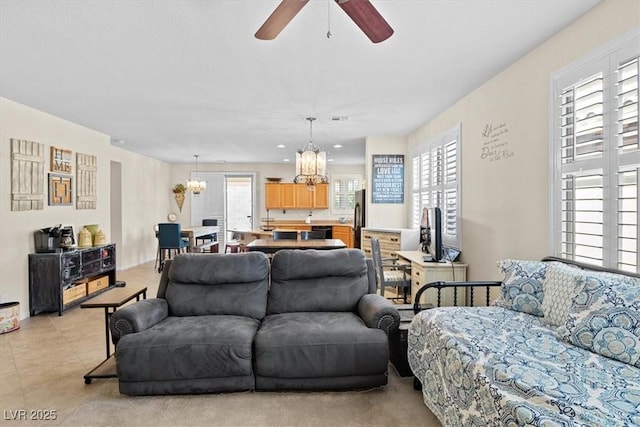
[561,274,640,367]
[494,259,546,317]
[541,262,583,326]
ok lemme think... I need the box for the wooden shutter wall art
[11,138,45,211]
[76,152,97,209]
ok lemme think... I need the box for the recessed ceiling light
[328,158,334,162]
[276,144,285,148]
[333,144,342,148]
[283,158,290,162]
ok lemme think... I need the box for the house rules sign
[372,154,404,204]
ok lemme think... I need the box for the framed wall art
[76,152,97,209]
[48,173,73,206]
[371,154,404,204]
[51,146,72,173]
[10,138,45,211]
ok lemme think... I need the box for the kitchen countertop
[262,221,354,228]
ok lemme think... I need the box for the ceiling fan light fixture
[255,0,393,43]
[334,0,394,43]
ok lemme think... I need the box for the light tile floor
[1,261,160,422]
[1,260,438,426]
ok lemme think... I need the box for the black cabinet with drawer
[28,244,116,316]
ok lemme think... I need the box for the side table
[81,285,147,384]
[389,304,415,377]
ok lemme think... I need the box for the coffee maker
[34,225,62,253]
[34,225,76,253]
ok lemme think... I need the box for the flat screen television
[420,206,442,262]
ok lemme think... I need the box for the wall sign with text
[372,154,404,204]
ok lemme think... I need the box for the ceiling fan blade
[335,0,394,43]
[255,0,310,40]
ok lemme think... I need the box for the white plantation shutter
[551,32,639,271]
[411,124,461,249]
[330,174,362,214]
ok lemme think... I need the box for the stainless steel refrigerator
[354,189,366,249]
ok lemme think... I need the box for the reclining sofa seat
[111,252,270,395]
[254,249,396,390]
[110,249,399,396]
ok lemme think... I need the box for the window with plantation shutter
[550,31,639,272]
[411,124,461,249]
[330,174,362,215]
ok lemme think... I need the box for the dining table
[245,238,346,254]
[181,225,220,252]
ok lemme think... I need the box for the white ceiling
[0,0,600,165]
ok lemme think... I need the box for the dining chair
[157,223,189,272]
[153,224,160,271]
[300,230,326,240]
[370,237,411,303]
[272,230,298,240]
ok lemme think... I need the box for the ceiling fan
[255,0,394,44]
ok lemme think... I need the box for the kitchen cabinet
[332,225,353,248]
[28,244,116,316]
[265,183,282,210]
[264,183,329,210]
[313,184,329,208]
[280,183,296,209]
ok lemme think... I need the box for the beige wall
[364,135,409,228]
[408,0,640,282]
[0,98,171,318]
[169,162,366,225]
[2,0,637,318]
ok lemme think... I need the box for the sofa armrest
[357,294,400,336]
[110,298,169,344]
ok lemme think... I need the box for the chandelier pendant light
[295,117,327,190]
[186,154,207,195]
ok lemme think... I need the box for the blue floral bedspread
[407,306,640,426]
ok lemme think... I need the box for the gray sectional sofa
[110,248,400,395]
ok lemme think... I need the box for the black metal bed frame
[411,256,640,315]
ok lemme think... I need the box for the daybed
[408,257,640,426]
[110,249,399,395]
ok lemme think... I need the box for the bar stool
[225,242,243,253]
[225,230,246,253]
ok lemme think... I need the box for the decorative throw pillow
[561,274,640,367]
[494,259,546,317]
[541,262,584,327]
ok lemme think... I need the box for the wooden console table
[81,285,147,384]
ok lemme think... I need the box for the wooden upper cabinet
[280,183,296,209]
[264,183,330,210]
[295,184,314,209]
[313,184,329,209]
[265,183,281,210]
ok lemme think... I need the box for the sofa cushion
[116,315,260,382]
[268,249,369,314]
[494,259,546,317]
[254,312,389,379]
[560,273,640,367]
[541,261,583,326]
[165,253,269,319]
